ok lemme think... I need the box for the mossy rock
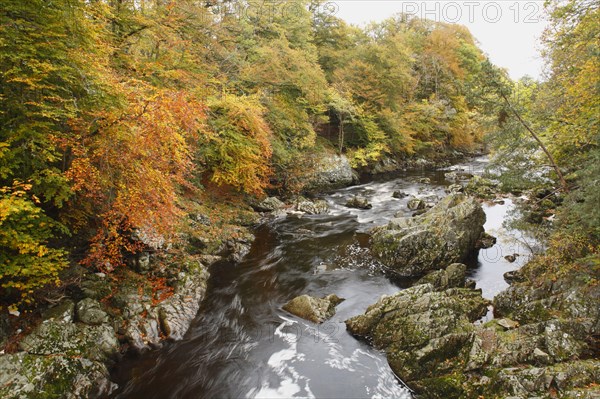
[283,294,344,323]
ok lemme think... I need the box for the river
[110,156,538,399]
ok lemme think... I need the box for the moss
[413,373,467,399]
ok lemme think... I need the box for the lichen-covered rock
[294,197,329,215]
[475,232,497,249]
[465,175,497,198]
[371,194,486,277]
[158,264,209,340]
[282,294,344,323]
[406,197,426,210]
[446,183,464,194]
[252,196,286,212]
[416,263,469,290]
[75,298,109,326]
[19,319,119,363]
[304,153,358,192]
[0,352,116,399]
[42,300,75,323]
[345,284,488,391]
[345,195,372,209]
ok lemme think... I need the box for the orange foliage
[67,81,207,270]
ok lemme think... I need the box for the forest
[0,0,598,361]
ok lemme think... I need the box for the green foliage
[201,94,273,196]
[559,148,600,241]
[0,183,68,304]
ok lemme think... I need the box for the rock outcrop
[283,294,344,323]
[345,283,489,395]
[304,153,358,192]
[371,194,487,277]
[345,251,600,398]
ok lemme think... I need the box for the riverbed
[111,156,537,399]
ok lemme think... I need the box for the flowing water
[111,156,538,399]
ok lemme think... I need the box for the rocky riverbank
[344,184,600,398]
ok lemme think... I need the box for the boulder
[76,298,109,326]
[415,263,469,290]
[304,154,358,192]
[392,191,408,199]
[19,319,118,363]
[345,195,372,209]
[476,232,497,249]
[465,176,497,198]
[294,197,329,215]
[446,183,464,194]
[283,294,344,323]
[407,197,426,211]
[371,194,486,277]
[251,196,286,213]
[345,284,488,386]
[0,352,116,399]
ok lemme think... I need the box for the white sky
[332,1,548,80]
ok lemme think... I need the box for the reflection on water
[111,156,533,399]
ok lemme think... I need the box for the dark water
[111,156,537,399]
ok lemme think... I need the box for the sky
[332,0,549,80]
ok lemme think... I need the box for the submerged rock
[371,194,486,277]
[392,191,408,199]
[283,294,345,323]
[345,195,372,209]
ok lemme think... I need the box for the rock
[294,197,329,214]
[0,352,117,399]
[504,254,519,263]
[304,153,358,192]
[476,232,497,249]
[416,263,468,290]
[371,194,487,277]
[126,311,162,353]
[503,270,524,284]
[19,319,118,363]
[446,183,464,194]
[465,176,497,199]
[533,347,551,365]
[407,197,426,210]
[76,298,109,326]
[80,274,112,300]
[495,318,520,330]
[345,195,372,209]
[392,191,408,199]
[282,294,345,323]
[445,171,459,181]
[418,177,431,184]
[252,196,286,212]
[158,264,208,340]
[445,171,474,182]
[133,251,152,274]
[345,284,488,387]
[42,300,75,323]
[371,156,401,174]
[412,208,428,217]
